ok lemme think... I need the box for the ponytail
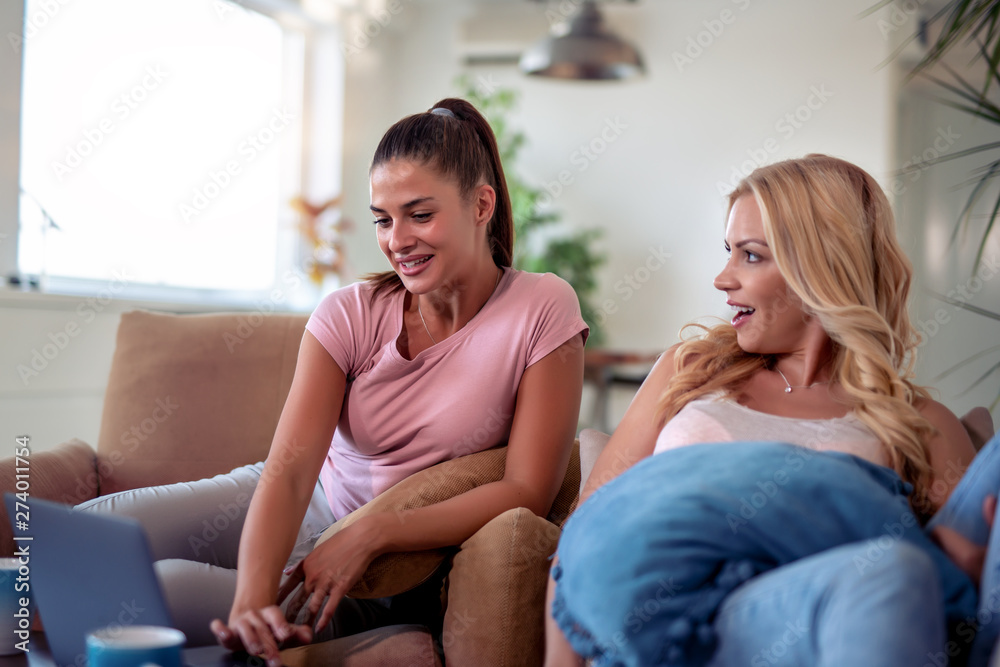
[365,98,514,298]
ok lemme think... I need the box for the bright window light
[19,0,301,294]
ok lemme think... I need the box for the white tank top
[653,394,888,467]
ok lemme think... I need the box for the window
[15,0,338,305]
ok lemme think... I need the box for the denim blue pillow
[552,442,977,666]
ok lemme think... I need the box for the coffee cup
[86,625,186,667]
[0,556,32,655]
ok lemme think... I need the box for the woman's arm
[919,398,990,584]
[211,331,345,666]
[294,333,587,631]
[920,398,977,509]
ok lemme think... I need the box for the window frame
[3,0,345,312]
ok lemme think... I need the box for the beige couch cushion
[97,310,307,494]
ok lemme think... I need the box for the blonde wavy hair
[656,154,937,517]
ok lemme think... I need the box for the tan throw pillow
[316,446,509,599]
[316,441,580,599]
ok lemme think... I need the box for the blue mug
[86,625,185,667]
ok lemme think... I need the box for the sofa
[0,310,583,667]
[3,309,995,666]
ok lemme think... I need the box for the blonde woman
[545,154,999,666]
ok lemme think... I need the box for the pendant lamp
[519,0,645,81]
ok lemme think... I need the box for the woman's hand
[214,332,347,666]
[932,495,997,586]
[278,514,388,634]
[210,606,312,667]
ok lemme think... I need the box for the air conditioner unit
[455,2,552,66]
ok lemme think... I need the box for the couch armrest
[442,507,561,667]
[0,439,98,557]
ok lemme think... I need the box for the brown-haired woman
[212,97,588,662]
[81,98,588,666]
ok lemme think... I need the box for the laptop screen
[3,494,174,667]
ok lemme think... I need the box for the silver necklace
[417,301,437,344]
[774,367,830,394]
[417,268,502,345]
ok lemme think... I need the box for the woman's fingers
[209,618,242,652]
[300,566,352,632]
[984,494,997,528]
[212,607,297,667]
[277,562,305,605]
[314,576,351,633]
[260,606,312,647]
[305,574,333,619]
[282,581,309,626]
[294,526,379,634]
[245,614,282,667]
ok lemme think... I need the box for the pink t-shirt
[305,268,588,518]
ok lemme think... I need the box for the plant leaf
[928,290,1000,320]
[931,342,1000,379]
[956,358,1000,396]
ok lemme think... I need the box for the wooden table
[583,349,660,433]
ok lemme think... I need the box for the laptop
[2,494,254,667]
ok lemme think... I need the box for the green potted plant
[456,75,607,345]
[869,0,1000,408]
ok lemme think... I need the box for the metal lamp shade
[519,1,645,81]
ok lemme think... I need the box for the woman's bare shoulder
[914,396,976,505]
[914,396,974,449]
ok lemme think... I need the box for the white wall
[0,297,121,453]
[338,0,903,424]
[0,0,19,278]
[9,0,990,451]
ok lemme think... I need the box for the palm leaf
[914,1,1000,84]
[877,1,1000,412]
[903,60,1000,269]
[925,294,1000,407]
[960,358,1000,396]
[950,158,1000,253]
[930,344,1000,382]
[928,290,1000,319]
